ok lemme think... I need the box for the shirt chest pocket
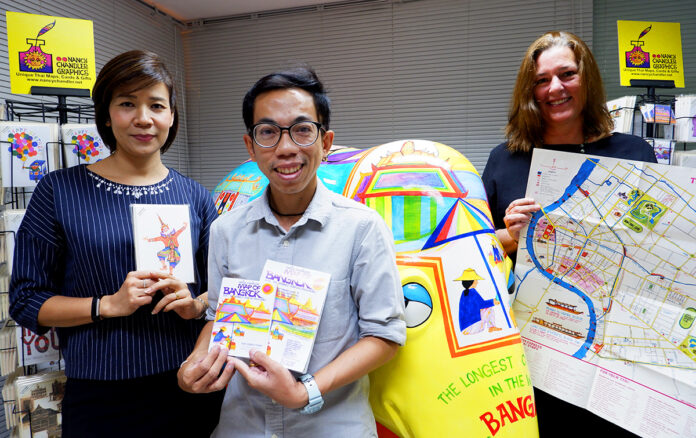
[314,278,353,343]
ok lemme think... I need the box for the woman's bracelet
[195,296,208,320]
[91,296,103,322]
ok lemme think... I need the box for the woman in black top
[482,31,656,437]
[483,31,656,260]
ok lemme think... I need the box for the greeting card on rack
[640,103,676,125]
[607,95,637,134]
[675,94,696,142]
[3,209,26,273]
[649,138,675,165]
[209,278,276,358]
[3,370,19,430]
[15,326,60,367]
[0,326,17,376]
[0,276,10,322]
[15,370,66,438]
[0,122,59,187]
[61,123,110,167]
[262,260,330,373]
[131,204,195,283]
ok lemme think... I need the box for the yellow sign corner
[6,11,96,95]
[617,20,684,88]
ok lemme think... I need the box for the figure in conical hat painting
[212,326,233,349]
[456,268,502,334]
[144,215,188,275]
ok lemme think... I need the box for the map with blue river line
[512,149,696,437]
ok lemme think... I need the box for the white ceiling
[141,0,351,21]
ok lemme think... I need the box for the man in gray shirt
[178,67,406,437]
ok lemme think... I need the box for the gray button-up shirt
[208,180,406,438]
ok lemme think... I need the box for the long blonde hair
[505,31,613,153]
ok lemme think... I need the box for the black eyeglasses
[250,121,324,148]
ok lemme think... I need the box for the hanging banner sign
[6,11,96,95]
[617,20,684,87]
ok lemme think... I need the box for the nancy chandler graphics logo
[618,20,684,87]
[7,12,97,94]
[624,24,679,73]
[19,20,55,73]
[625,25,651,69]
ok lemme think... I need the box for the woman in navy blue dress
[10,50,223,437]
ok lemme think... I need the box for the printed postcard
[0,121,58,187]
[16,370,66,438]
[131,204,195,283]
[61,123,111,167]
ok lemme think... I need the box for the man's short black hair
[242,66,330,131]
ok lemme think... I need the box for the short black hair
[242,66,330,131]
[92,50,178,154]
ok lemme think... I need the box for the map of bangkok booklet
[262,260,330,373]
[209,278,276,358]
[131,204,195,283]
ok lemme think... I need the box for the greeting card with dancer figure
[131,204,195,283]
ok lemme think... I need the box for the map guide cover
[262,260,330,373]
[512,148,696,437]
[209,261,330,373]
[209,278,275,359]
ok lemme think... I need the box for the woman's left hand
[148,275,205,320]
[503,197,541,242]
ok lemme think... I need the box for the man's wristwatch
[298,374,324,414]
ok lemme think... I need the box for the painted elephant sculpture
[213,139,538,437]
